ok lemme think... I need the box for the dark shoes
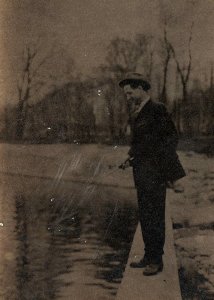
[130,257,164,276]
[130,258,148,268]
[143,262,163,276]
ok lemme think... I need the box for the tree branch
[185,21,194,83]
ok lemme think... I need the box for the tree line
[1,30,213,144]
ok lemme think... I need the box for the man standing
[119,73,185,276]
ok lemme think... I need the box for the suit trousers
[133,162,166,263]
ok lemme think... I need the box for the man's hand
[118,157,133,170]
[166,181,175,189]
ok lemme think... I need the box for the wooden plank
[116,200,182,300]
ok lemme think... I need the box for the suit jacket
[128,99,186,185]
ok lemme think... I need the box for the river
[0,173,138,300]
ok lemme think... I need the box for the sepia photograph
[0,1,214,299]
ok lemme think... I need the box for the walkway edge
[116,199,182,300]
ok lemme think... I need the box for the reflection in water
[15,192,79,300]
[8,177,138,300]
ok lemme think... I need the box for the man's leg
[137,182,166,265]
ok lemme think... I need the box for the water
[0,175,138,300]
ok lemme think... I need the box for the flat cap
[119,72,151,91]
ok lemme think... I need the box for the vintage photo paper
[0,1,214,299]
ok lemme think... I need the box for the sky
[0,0,214,107]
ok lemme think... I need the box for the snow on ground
[169,151,214,298]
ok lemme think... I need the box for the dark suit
[129,99,185,263]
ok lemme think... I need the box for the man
[119,72,186,276]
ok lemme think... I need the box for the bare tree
[166,22,194,134]
[203,62,214,135]
[15,39,75,140]
[16,43,40,139]
[169,23,194,103]
[98,38,135,141]
[135,34,155,83]
[160,25,171,104]
[106,37,141,75]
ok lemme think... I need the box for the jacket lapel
[134,100,154,129]
[135,99,153,121]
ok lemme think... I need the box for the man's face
[123,83,146,106]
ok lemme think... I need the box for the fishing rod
[83,157,132,186]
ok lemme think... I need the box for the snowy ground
[168,151,214,299]
[0,143,213,299]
